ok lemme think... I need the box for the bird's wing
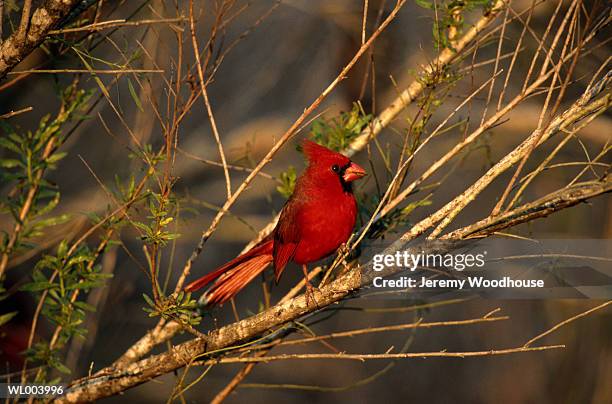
[273,196,302,281]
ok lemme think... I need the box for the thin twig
[17,0,33,40]
[524,301,612,348]
[189,0,232,199]
[238,315,509,352]
[48,17,187,34]
[7,69,164,74]
[0,106,32,119]
[195,345,566,365]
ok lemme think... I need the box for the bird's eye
[331,164,340,173]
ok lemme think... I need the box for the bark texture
[0,0,83,78]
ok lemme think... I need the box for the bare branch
[0,0,94,78]
[448,176,611,239]
[194,345,566,365]
[189,0,232,199]
[524,301,612,348]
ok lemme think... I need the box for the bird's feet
[304,280,320,308]
[337,242,351,257]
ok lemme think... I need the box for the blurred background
[1,0,611,402]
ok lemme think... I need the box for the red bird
[185,140,366,306]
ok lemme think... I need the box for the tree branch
[0,0,91,79]
[449,175,612,239]
[191,344,566,365]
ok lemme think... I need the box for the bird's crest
[302,140,348,165]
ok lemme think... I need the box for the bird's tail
[184,239,274,306]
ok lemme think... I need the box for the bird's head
[302,140,366,192]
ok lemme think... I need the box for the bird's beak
[343,162,367,182]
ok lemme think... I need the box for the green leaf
[160,217,173,226]
[52,361,71,374]
[21,281,59,292]
[308,103,372,151]
[46,152,67,164]
[33,214,71,230]
[0,137,20,153]
[276,166,296,198]
[415,0,433,9]
[128,78,144,112]
[66,255,91,267]
[57,240,68,257]
[142,293,155,308]
[0,158,22,168]
[401,198,432,215]
[74,301,96,312]
[8,133,22,145]
[89,272,113,280]
[65,280,104,290]
[0,311,18,326]
[132,221,151,232]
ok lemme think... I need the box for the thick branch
[448,176,612,239]
[0,0,86,79]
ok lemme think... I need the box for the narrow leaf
[128,78,144,112]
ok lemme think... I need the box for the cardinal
[185,140,366,306]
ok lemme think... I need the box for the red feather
[185,140,366,306]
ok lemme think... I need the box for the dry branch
[7,69,164,74]
[240,315,509,351]
[0,0,93,78]
[524,301,612,348]
[192,345,566,365]
[0,106,33,119]
[449,176,611,239]
[47,17,187,34]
